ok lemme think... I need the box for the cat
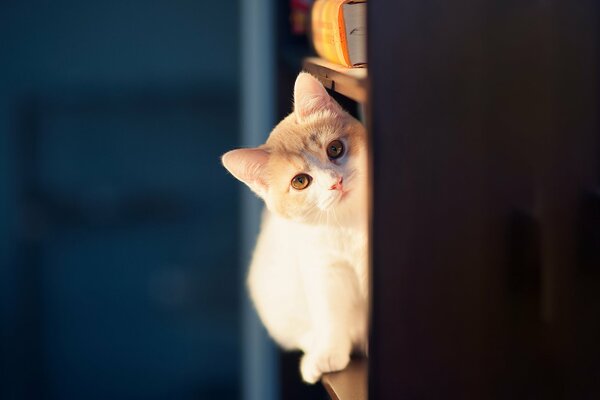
[222,72,368,383]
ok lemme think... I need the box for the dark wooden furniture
[369,1,599,399]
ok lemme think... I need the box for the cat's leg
[299,260,360,383]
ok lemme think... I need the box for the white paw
[300,349,351,384]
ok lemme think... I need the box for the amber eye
[291,174,311,190]
[326,140,344,159]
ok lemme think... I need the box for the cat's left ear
[294,72,341,122]
[222,148,270,198]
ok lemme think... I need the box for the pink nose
[329,177,343,191]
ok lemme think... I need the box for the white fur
[224,72,368,383]
[248,208,368,383]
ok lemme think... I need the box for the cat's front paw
[300,348,351,384]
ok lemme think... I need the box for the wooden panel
[369,0,598,399]
[322,358,367,400]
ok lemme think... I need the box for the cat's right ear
[222,148,270,198]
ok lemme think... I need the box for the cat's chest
[316,227,363,255]
[289,222,367,266]
[265,213,367,266]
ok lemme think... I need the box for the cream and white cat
[222,72,368,383]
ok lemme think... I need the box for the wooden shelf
[303,57,368,103]
[321,358,367,400]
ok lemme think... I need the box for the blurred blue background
[0,1,242,399]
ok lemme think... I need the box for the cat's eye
[326,140,344,159]
[291,173,311,190]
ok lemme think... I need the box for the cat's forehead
[267,113,346,154]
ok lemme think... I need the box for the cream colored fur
[222,72,368,383]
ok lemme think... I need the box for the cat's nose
[329,177,343,191]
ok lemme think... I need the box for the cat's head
[222,72,367,225]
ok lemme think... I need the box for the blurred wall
[0,1,241,399]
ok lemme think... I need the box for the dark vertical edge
[364,3,374,400]
[544,1,600,396]
[12,97,47,399]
